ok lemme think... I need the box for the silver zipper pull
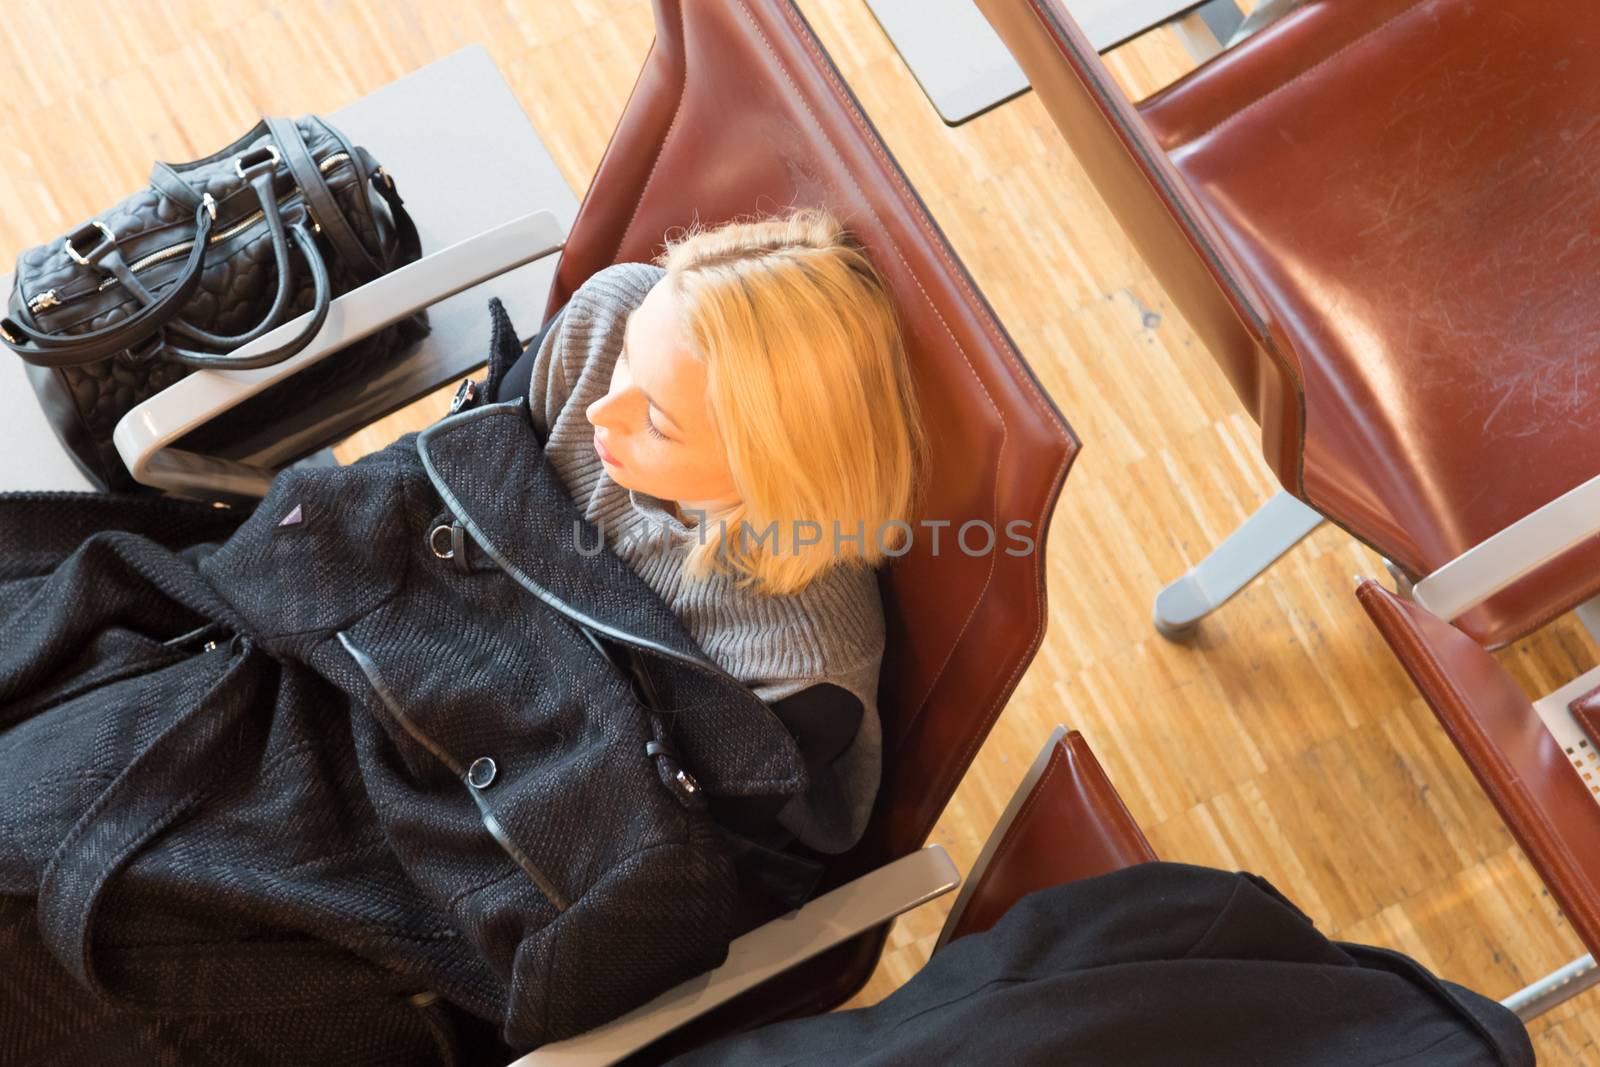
[449,377,478,413]
[28,290,59,312]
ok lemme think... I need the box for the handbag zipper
[24,152,355,314]
[118,152,353,276]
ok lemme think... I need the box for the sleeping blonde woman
[501,204,928,855]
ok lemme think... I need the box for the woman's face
[585,278,740,517]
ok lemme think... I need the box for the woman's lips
[593,433,621,468]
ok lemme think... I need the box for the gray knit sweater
[522,262,884,854]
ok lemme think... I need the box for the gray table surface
[867,0,1207,125]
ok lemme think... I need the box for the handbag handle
[265,116,383,283]
[157,150,316,352]
[0,199,219,367]
[106,145,334,368]
[159,214,332,370]
[1,141,334,371]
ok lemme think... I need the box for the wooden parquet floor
[2,1,1595,1060]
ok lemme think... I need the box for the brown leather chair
[1356,464,1600,1019]
[523,0,1077,1060]
[1361,582,1600,958]
[936,726,1156,949]
[977,0,1600,647]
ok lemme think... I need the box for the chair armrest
[1413,470,1600,622]
[934,726,1154,951]
[509,845,959,1067]
[111,209,566,500]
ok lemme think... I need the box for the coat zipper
[334,630,570,913]
[26,152,353,314]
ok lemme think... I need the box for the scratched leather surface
[1138,0,1600,647]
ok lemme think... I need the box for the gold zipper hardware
[105,152,355,284]
[28,289,60,312]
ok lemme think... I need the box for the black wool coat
[0,397,809,1065]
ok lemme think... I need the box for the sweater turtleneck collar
[623,487,698,545]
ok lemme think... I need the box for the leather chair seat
[1137,0,1600,648]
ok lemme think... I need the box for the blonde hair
[655,206,927,597]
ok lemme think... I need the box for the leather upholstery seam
[1468,559,1600,652]
[1185,0,1434,145]
[757,1,1050,768]
[615,0,690,262]
[1025,0,1308,496]
[1024,0,1278,348]
[1319,491,1600,650]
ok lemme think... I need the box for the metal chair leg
[1226,0,1311,46]
[1172,1,1243,64]
[1154,491,1324,640]
[1501,953,1598,1021]
[1576,594,1600,647]
[1382,558,1416,601]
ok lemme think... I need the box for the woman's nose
[586,390,619,429]
[587,389,641,434]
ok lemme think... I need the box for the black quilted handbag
[0,115,428,492]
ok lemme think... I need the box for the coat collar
[415,398,807,798]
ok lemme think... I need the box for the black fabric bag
[0,115,428,492]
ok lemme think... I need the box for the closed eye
[620,349,672,442]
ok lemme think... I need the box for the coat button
[467,757,497,789]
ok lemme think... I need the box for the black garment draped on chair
[669,862,1534,1066]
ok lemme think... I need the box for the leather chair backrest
[548,0,1077,873]
[940,730,1156,947]
[1359,579,1600,956]
[975,0,1305,488]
